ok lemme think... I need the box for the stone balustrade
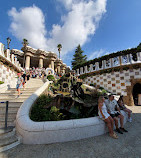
[75,52,141,76]
[0,42,23,71]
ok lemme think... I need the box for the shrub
[47,75,55,81]
[30,94,53,121]
[0,81,4,84]
[30,94,64,121]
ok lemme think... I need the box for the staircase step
[0,112,17,119]
[0,135,20,152]
[0,117,16,122]
[0,102,22,108]
[0,95,30,99]
[9,87,40,91]
[0,122,15,129]
[0,98,28,102]
[0,127,15,139]
[0,108,19,113]
[0,92,33,95]
[0,126,14,135]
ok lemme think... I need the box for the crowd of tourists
[16,67,45,97]
[16,67,64,97]
[98,95,132,139]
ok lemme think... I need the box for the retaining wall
[16,82,128,144]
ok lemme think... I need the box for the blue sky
[0,0,141,67]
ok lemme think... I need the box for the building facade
[12,46,67,74]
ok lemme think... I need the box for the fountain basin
[16,81,128,144]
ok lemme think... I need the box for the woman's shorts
[16,84,23,89]
[110,112,120,118]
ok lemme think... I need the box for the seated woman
[98,96,118,139]
[118,96,132,122]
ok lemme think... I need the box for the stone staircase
[0,127,20,152]
[0,78,44,151]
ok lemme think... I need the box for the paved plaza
[0,106,141,158]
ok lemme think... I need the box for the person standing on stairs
[16,73,23,97]
[21,71,27,90]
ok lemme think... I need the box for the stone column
[89,64,93,72]
[57,65,61,74]
[95,62,99,71]
[39,58,43,68]
[138,52,141,61]
[25,55,30,69]
[84,65,88,73]
[55,67,58,73]
[110,58,113,67]
[5,49,11,60]
[119,56,122,65]
[102,60,106,69]
[11,54,14,63]
[0,43,4,56]
[51,60,54,70]
[14,57,17,65]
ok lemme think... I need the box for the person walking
[16,73,23,97]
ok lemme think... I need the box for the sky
[0,0,141,67]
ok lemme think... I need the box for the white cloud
[8,0,107,59]
[88,49,106,60]
[8,5,47,50]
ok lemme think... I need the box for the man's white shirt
[105,99,119,114]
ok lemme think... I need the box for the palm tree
[22,39,29,68]
[57,44,62,59]
[22,38,29,47]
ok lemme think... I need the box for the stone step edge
[0,128,15,139]
[0,126,14,135]
[0,137,20,152]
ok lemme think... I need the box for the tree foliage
[57,44,62,59]
[72,44,87,70]
[22,38,29,47]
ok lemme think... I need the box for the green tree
[22,38,29,47]
[137,43,141,50]
[72,44,87,70]
[57,44,62,59]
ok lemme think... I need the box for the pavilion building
[11,46,67,74]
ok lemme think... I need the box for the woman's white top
[98,103,110,120]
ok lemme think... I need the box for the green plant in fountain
[0,81,4,84]
[30,94,65,121]
[47,75,55,81]
[30,94,53,121]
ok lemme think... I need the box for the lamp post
[7,37,11,49]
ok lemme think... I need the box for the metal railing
[0,101,9,129]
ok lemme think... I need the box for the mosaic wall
[83,68,141,95]
[0,63,16,84]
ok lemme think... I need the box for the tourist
[118,95,132,122]
[26,71,31,81]
[105,95,128,134]
[21,71,27,90]
[16,73,23,97]
[98,96,118,139]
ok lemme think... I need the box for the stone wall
[0,62,17,92]
[83,68,141,106]
[0,42,22,92]
[0,62,16,83]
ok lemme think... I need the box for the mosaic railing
[75,52,141,76]
[0,42,22,71]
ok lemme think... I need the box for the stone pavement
[0,106,141,158]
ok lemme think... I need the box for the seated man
[105,95,128,134]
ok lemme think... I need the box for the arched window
[132,83,141,105]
